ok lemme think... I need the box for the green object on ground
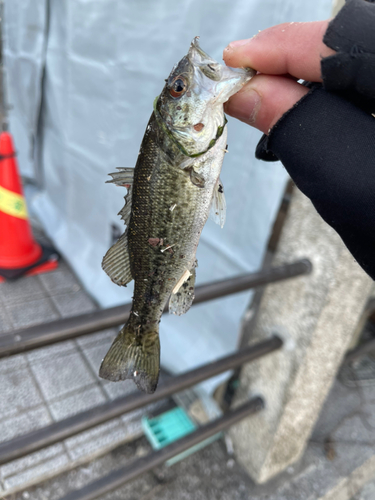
[142,406,221,466]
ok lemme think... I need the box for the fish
[99,38,254,393]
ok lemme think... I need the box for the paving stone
[121,412,144,435]
[5,298,59,329]
[0,276,47,306]
[64,419,129,462]
[1,444,65,478]
[26,340,77,363]
[0,305,13,333]
[0,406,52,443]
[80,341,110,376]
[0,366,44,420]
[76,328,116,349]
[9,439,158,500]
[333,414,375,446]
[50,290,96,318]
[0,353,28,374]
[29,350,95,402]
[102,377,137,401]
[48,385,106,421]
[38,264,81,295]
[3,452,70,492]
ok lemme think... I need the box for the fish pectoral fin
[189,168,205,188]
[209,177,226,228]
[169,263,197,316]
[99,326,160,394]
[102,231,133,286]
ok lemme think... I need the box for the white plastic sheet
[4,0,332,391]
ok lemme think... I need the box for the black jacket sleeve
[256,0,375,280]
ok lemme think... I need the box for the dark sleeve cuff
[257,86,375,279]
[322,0,375,109]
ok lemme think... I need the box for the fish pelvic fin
[169,261,197,316]
[99,324,160,394]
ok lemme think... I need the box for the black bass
[100,38,254,393]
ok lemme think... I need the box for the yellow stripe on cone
[0,185,28,219]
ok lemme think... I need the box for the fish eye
[169,77,187,98]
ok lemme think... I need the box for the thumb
[224,74,309,134]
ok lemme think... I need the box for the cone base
[0,245,60,281]
[0,241,43,269]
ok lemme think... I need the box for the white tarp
[4,0,332,390]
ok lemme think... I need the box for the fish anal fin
[99,325,160,394]
[169,262,196,316]
[102,231,133,287]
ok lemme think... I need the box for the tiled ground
[8,376,375,500]
[0,260,146,495]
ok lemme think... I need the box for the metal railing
[0,336,282,466]
[0,259,311,358]
[0,259,312,499]
[61,397,264,500]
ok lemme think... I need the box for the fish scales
[100,38,254,393]
[129,115,224,319]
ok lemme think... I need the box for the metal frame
[61,397,264,500]
[0,336,282,466]
[0,260,312,498]
[0,259,311,358]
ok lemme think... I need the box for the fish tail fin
[99,324,160,394]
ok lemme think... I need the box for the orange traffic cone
[0,131,59,282]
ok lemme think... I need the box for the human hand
[223,21,335,134]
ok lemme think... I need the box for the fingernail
[226,38,251,49]
[225,87,261,125]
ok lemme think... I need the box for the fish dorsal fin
[107,168,134,226]
[106,167,134,187]
[169,261,197,316]
[102,231,133,287]
[118,185,133,225]
[209,177,226,228]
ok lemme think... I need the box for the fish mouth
[188,37,255,105]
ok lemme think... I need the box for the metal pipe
[0,336,282,466]
[60,397,264,500]
[0,260,310,358]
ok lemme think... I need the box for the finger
[224,74,309,134]
[223,21,335,82]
